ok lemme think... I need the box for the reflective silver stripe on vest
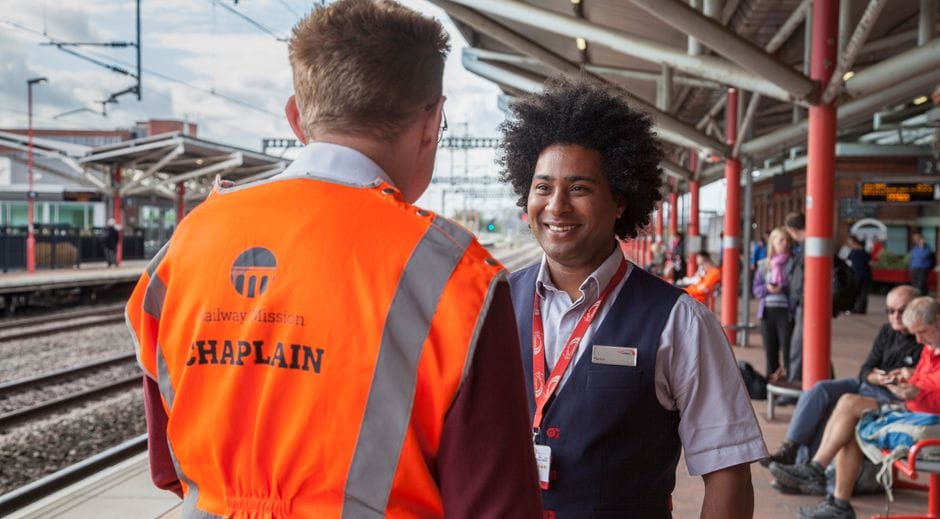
[143,274,167,321]
[147,241,171,277]
[342,216,473,517]
[127,243,171,372]
[156,343,175,409]
[166,436,225,519]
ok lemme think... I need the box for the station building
[0,119,286,271]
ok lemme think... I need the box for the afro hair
[497,78,664,239]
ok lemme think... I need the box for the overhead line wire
[212,0,288,42]
[1,17,283,120]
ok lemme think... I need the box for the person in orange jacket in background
[125,1,542,517]
[681,251,721,305]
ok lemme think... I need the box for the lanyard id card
[534,443,552,490]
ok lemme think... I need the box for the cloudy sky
[0,0,507,151]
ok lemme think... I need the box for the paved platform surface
[0,261,147,294]
[8,293,937,518]
[6,453,179,519]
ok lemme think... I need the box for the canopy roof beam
[78,137,184,164]
[843,37,940,98]
[462,53,728,154]
[628,0,816,101]
[118,144,185,196]
[442,0,794,102]
[437,1,729,155]
[141,152,243,193]
[740,66,940,158]
[463,48,723,89]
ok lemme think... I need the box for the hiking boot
[769,461,826,495]
[797,495,856,518]
[760,440,799,467]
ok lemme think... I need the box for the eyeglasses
[424,102,447,143]
[886,306,907,316]
[438,109,448,143]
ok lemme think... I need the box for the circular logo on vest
[231,247,277,298]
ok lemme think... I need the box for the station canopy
[0,130,287,202]
[432,0,940,186]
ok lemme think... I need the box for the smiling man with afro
[501,78,766,519]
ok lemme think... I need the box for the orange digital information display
[859,182,938,203]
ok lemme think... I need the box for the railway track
[0,307,126,342]
[0,373,140,430]
[0,352,136,395]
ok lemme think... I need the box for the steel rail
[0,303,126,332]
[0,312,126,342]
[0,353,136,394]
[0,375,140,429]
[0,434,147,514]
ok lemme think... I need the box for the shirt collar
[535,244,626,302]
[272,141,393,187]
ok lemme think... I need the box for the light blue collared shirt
[272,141,394,187]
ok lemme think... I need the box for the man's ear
[285,95,308,144]
[420,96,445,147]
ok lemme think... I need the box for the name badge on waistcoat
[591,345,637,367]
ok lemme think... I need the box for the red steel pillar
[176,182,186,222]
[804,0,839,388]
[113,167,123,266]
[687,151,700,277]
[668,185,678,242]
[721,88,741,345]
[655,201,664,243]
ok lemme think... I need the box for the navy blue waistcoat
[510,264,683,518]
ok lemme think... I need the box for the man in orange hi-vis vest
[681,252,721,305]
[125,1,542,517]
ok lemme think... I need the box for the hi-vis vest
[126,177,505,518]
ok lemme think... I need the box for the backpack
[832,255,859,316]
[738,361,767,400]
[855,404,940,500]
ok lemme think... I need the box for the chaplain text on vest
[186,339,324,373]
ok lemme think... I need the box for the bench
[871,439,940,519]
[766,382,803,421]
[722,321,757,348]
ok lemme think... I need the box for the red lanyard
[531,258,628,432]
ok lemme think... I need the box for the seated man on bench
[762,285,921,467]
[770,295,940,519]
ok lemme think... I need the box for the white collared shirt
[272,141,393,187]
[535,246,767,476]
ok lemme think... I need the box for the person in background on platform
[785,212,806,384]
[648,238,667,277]
[910,232,935,296]
[679,251,721,305]
[846,235,872,314]
[102,218,119,267]
[669,231,686,284]
[750,232,768,273]
[753,227,796,383]
[771,295,940,519]
[499,78,765,518]
[761,285,921,469]
[125,1,542,517]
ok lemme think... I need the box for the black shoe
[769,461,827,495]
[760,440,798,467]
[797,495,856,518]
